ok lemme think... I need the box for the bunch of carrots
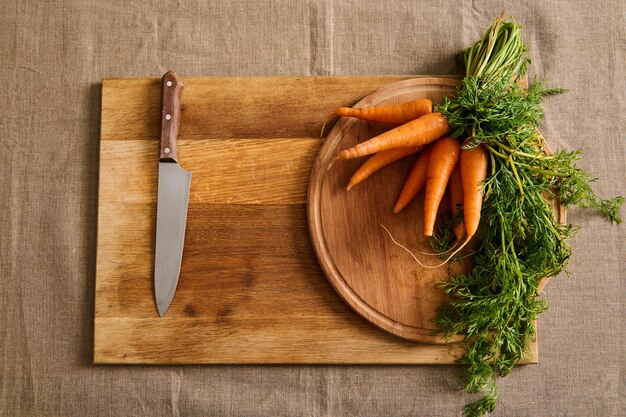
[334,97,485,259]
[328,13,623,417]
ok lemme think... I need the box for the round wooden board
[307,77,565,344]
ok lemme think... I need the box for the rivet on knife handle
[160,71,184,162]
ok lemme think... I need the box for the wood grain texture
[99,138,321,204]
[101,76,425,141]
[95,75,539,364]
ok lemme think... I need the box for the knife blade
[154,71,191,317]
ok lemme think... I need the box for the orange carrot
[393,145,433,213]
[336,98,433,125]
[460,144,489,238]
[346,146,422,191]
[422,143,488,266]
[336,112,450,161]
[448,162,465,241]
[423,137,461,237]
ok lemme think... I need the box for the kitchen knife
[154,71,191,317]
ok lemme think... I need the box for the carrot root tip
[421,235,472,268]
[320,109,337,138]
[327,157,338,171]
[381,225,470,268]
[380,224,430,268]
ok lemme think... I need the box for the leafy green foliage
[430,14,623,417]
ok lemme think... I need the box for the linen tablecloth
[1,0,624,415]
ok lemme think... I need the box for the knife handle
[159,71,184,162]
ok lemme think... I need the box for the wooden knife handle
[159,71,184,162]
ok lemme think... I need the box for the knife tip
[157,304,169,318]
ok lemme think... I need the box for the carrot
[336,98,433,125]
[393,145,433,213]
[460,144,489,238]
[346,146,422,191]
[423,136,461,237]
[422,143,488,267]
[335,112,450,161]
[448,162,465,241]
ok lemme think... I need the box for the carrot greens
[432,14,623,417]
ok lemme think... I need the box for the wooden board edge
[93,80,106,364]
[101,74,464,83]
[93,344,538,366]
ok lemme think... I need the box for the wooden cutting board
[308,78,467,344]
[94,75,539,364]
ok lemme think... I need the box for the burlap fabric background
[1,1,624,416]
